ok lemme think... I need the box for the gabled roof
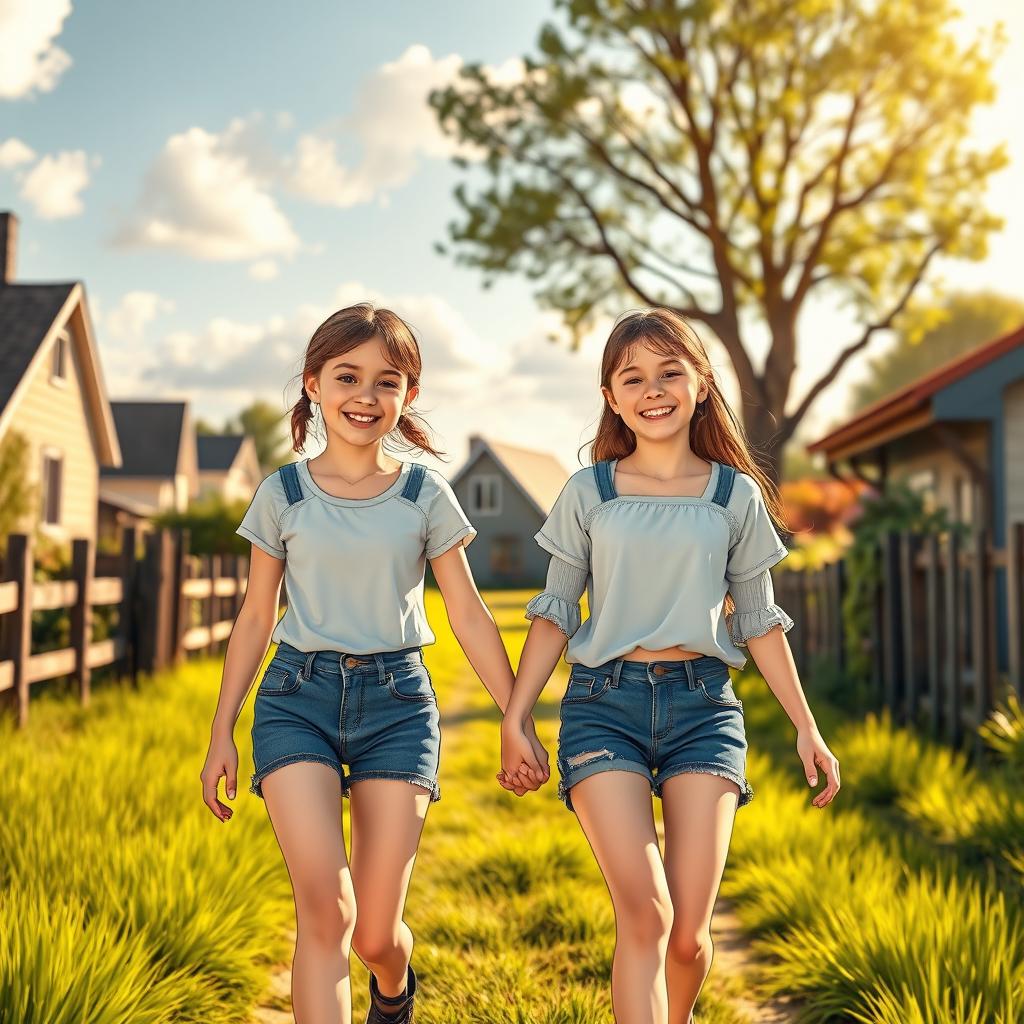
[450,435,571,518]
[807,323,1024,459]
[101,400,187,478]
[0,283,75,412]
[197,434,246,471]
[0,280,122,466]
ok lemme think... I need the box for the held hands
[798,725,841,808]
[201,732,239,822]
[497,715,550,797]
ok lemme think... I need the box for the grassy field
[1,589,1022,1023]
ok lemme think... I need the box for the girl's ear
[403,383,419,411]
[600,385,618,414]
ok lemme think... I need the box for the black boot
[365,963,416,1023]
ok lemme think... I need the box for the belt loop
[685,660,696,690]
[302,650,316,682]
[611,658,623,689]
[374,652,387,686]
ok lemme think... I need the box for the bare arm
[429,541,517,712]
[745,626,841,807]
[201,544,284,819]
[504,615,568,727]
[431,541,550,790]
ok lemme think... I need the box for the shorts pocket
[696,671,743,710]
[563,669,612,704]
[256,663,302,696]
[386,664,435,703]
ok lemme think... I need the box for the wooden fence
[0,528,250,727]
[776,522,1024,752]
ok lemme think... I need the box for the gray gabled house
[449,435,572,588]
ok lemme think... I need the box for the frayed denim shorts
[556,654,753,813]
[249,640,441,802]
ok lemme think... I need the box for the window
[40,451,63,525]
[904,468,936,514]
[491,536,521,574]
[50,330,69,384]
[468,473,502,515]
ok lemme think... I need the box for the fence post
[2,533,33,727]
[899,530,917,725]
[925,533,942,739]
[1008,522,1023,700]
[207,554,220,655]
[70,537,95,708]
[944,530,962,747]
[970,527,991,758]
[119,526,139,688]
[881,531,903,724]
[171,528,190,668]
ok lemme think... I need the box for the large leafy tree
[431,0,1006,481]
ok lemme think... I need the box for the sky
[1,0,1021,479]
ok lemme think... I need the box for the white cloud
[285,44,514,207]
[0,0,72,100]
[114,119,300,261]
[105,290,175,342]
[19,149,91,218]
[248,259,279,280]
[0,137,35,168]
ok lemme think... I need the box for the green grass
[1,588,1022,1023]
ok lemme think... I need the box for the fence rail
[0,528,251,727]
[776,521,1024,753]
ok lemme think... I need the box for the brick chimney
[0,212,17,284]
[468,433,487,458]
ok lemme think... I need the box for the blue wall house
[807,324,1024,677]
[448,435,572,589]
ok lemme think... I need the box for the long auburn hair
[588,307,789,534]
[289,303,445,459]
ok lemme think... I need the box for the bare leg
[660,772,739,1024]
[262,761,356,1024]
[348,780,431,998]
[571,771,674,1024]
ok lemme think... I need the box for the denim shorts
[249,641,441,802]
[556,654,753,813]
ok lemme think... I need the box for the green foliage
[841,481,964,688]
[431,0,1007,460]
[978,689,1024,778]
[152,493,251,556]
[0,430,36,554]
[852,290,1024,411]
[228,400,292,470]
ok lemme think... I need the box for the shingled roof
[197,434,246,471]
[0,275,121,467]
[450,435,571,518]
[0,282,77,416]
[101,401,188,477]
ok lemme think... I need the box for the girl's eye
[624,372,682,385]
[336,375,399,388]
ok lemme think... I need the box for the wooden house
[0,212,122,546]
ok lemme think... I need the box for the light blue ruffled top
[525,460,793,669]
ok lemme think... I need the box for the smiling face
[305,336,418,447]
[600,340,708,440]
